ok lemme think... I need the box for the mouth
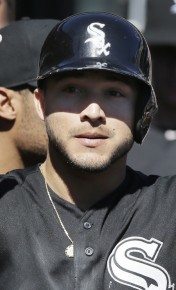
[75,132,108,147]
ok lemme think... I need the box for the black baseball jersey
[0,165,176,289]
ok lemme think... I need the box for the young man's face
[40,70,137,172]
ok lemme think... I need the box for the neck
[41,153,126,211]
[0,136,46,174]
[0,136,25,174]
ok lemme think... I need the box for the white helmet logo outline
[84,22,111,56]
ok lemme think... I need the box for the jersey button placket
[83,222,94,256]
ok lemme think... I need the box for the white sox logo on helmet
[107,236,174,290]
[84,22,111,56]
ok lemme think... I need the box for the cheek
[45,96,83,115]
[46,112,77,135]
[120,107,135,128]
[107,102,135,129]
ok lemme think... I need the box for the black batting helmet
[37,12,157,143]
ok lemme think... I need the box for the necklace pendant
[65,244,74,258]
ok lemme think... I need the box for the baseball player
[0,12,176,289]
[0,18,58,173]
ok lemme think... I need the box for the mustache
[69,126,114,138]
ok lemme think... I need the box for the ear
[34,88,45,120]
[0,87,16,120]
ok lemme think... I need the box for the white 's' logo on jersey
[170,0,176,14]
[107,237,174,290]
[0,34,2,43]
[84,22,111,56]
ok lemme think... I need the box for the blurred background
[1,0,173,33]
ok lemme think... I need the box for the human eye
[107,88,124,98]
[64,85,81,94]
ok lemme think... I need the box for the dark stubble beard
[46,122,134,173]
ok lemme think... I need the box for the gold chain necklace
[40,166,74,258]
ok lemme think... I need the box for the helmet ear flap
[134,85,158,144]
[135,113,152,144]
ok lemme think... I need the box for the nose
[80,103,106,124]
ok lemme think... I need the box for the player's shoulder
[154,173,176,193]
[0,165,40,198]
[128,166,176,198]
[127,166,159,188]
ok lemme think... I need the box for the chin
[51,134,134,172]
[65,148,126,173]
[67,160,112,173]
